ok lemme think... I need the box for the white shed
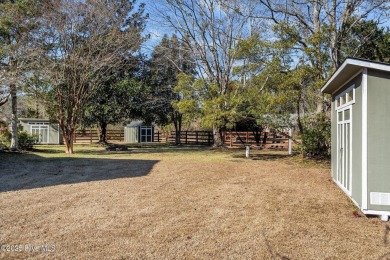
[124,121,154,143]
[19,118,62,144]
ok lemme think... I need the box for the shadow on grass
[0,152,158,193]
[33,143,211,156]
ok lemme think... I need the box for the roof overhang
[19,118,51,122]
[321,58,390,94]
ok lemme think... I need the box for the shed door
[31,125,49,144]
[140,126,153,143]
[337,107,352,195]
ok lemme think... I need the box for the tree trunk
[99,122,108,144]
[35,91,39,118]
[63,131,74,154]
[316,89,324,114]
[175,129,181,145]
[173,112,182,145]
[212,125,223,147]
[10,84,18,151]
[253,127,262,146]
[262,132,268,145]
[297,101,304,135]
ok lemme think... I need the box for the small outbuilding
[321,58,390,221]
[19,118,62,144]
[124,121,154,143]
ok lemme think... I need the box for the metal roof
[321,58,390,94]
[126,121,146,127]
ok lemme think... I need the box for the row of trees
[152,0,389,151]
[1,0,389,154]
[1,0,151,153]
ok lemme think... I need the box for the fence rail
[222,131,290,149]
[153,131,213,145]
[74,129,124,143]
[74,128,291,150]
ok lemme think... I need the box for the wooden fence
[222,131,291,149]
[154,131,213,145]
[154,130,291,149]
[74,129,124,143]
[74,129,291,150]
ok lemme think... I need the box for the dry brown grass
[0,144,389,259]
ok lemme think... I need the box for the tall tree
[150,34,196,144]
[0,0,41,150]
[159,0,252,146]
[341,19,390,62]
[36,0,147,153]
[82,75,150,144]
[252,0,389,112]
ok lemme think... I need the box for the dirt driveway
[0,145,389,259]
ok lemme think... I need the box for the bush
[0,130,39,150]
[301,113,331,158]
[18,131,39,150]
[0,129,11,149]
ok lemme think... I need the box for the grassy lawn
[0,144,389,259]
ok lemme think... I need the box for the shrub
[18,131,39,150]
[301,113,331,158]
[0,130,39,150]
[0,129,11,149]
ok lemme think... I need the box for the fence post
[185,131,188,144]
[90,130,92,144]
[196,131,198,145]
[74,132,76,143]
[230,131,232,147]
[157,131,160,142]
[246,131,249,144]
[208,132,211,145]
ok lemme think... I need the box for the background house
[19,118,62,144]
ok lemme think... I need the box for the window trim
[335,84,355,110]
[30,124,50,144]
[139,126,153,143]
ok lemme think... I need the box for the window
[28,122,49,125]
[31,125,49,143]
[140,126,153,143]
[338,111,343,122]
[344,109,350,121]
[347,90,353,102]
[335,84,355,109]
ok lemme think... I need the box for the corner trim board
[362,68,368,210]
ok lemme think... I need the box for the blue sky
[140,0,173,55]
[139,0,390,57]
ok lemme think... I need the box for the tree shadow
[32,144,211,156]
[0,153,158,193]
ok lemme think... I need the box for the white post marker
[381,215,389,222]
[245,145,250,158]
[288,128,292,155]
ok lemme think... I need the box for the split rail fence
[74,129,292,151]
[154,131,213,145]
[74,129,124,143]
[222,131,291,149]
[154,130,292,150]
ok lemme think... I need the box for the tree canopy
[0,0,389,153]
